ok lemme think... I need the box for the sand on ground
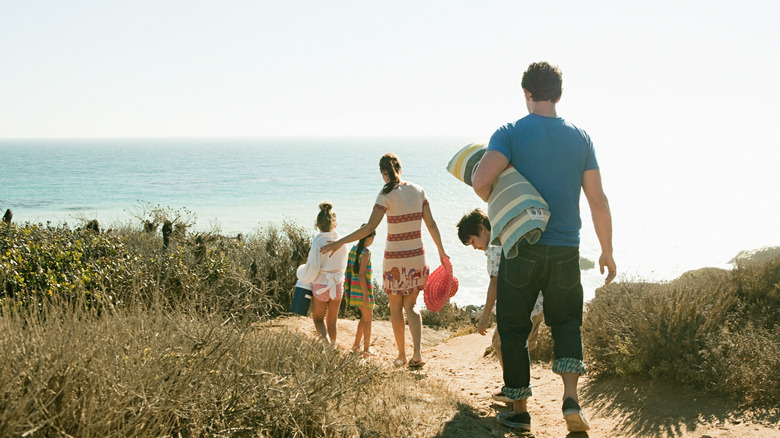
[271,315,780,438]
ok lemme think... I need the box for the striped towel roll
[446,142,550,258]
[445,142,487,187]
[488,167,549,258]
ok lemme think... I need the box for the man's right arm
[472,150,509,202]
[582,169,616,284]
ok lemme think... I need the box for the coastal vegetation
[1,214,778,436]
[584,261,780,403]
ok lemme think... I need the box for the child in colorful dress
[297,202,349,343]
[457,208,544,403]
[345,225,377,357]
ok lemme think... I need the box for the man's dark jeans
[496,245,584,399]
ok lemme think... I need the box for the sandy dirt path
[275,316,780,437]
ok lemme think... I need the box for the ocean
[1,137,777,307]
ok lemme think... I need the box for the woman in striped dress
[322,153,449,368]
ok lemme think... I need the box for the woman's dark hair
[353,224,376,275]
[456,208,491,245]
[316,201,336,232]
[379,153,402,195]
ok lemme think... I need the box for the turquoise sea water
[1,137,777,306]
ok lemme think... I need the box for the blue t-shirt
[488,113,599,246]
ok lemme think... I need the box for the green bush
[0,220,310,319]
[0,223,135,308]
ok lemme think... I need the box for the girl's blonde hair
[316,201,336,232]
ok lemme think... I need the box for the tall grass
[0,219,470,436]
[584,260,780,404]
[5,215,776,436]
[0,292,464,437]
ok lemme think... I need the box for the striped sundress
[344,245,374,309]
[374,182,430,295]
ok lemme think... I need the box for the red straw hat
[424,257,458,312]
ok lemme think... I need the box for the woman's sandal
[407,358,425,368]
[393,358,407,368]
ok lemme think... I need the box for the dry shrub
[338,281,390,322]
[370,285,391,321]
[699,317,780,403]
[478,317,554,363]
[241,221,311,315]
[0,296,247,436]
[531,322,555,362]
[421,302,480,332]
[0,294,465,437]
[697,257,780,403]
[0,220,472,436]
[583,260,780,404]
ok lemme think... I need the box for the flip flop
[393,358,406,368]
[408,358,426,368]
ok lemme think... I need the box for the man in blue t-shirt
[473,61,616,433]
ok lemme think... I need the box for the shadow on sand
[432,401,592,438]
[581,375,780,437]
[432,402,498,438]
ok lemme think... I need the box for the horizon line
[0,134,480,141]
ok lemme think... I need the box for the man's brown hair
[521,61,563,102]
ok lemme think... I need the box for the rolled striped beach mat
[446,142,550,258]
[487,167,549,258]
[445,142,486,187]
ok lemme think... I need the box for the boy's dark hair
[456,208,491,245]
[521,61,563,102]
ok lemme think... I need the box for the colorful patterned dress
[344,245,374,309]
[374,182,430,295]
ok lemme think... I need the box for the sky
[1,0,779,282]
[1,1,778,143]
[3,1,779,213]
